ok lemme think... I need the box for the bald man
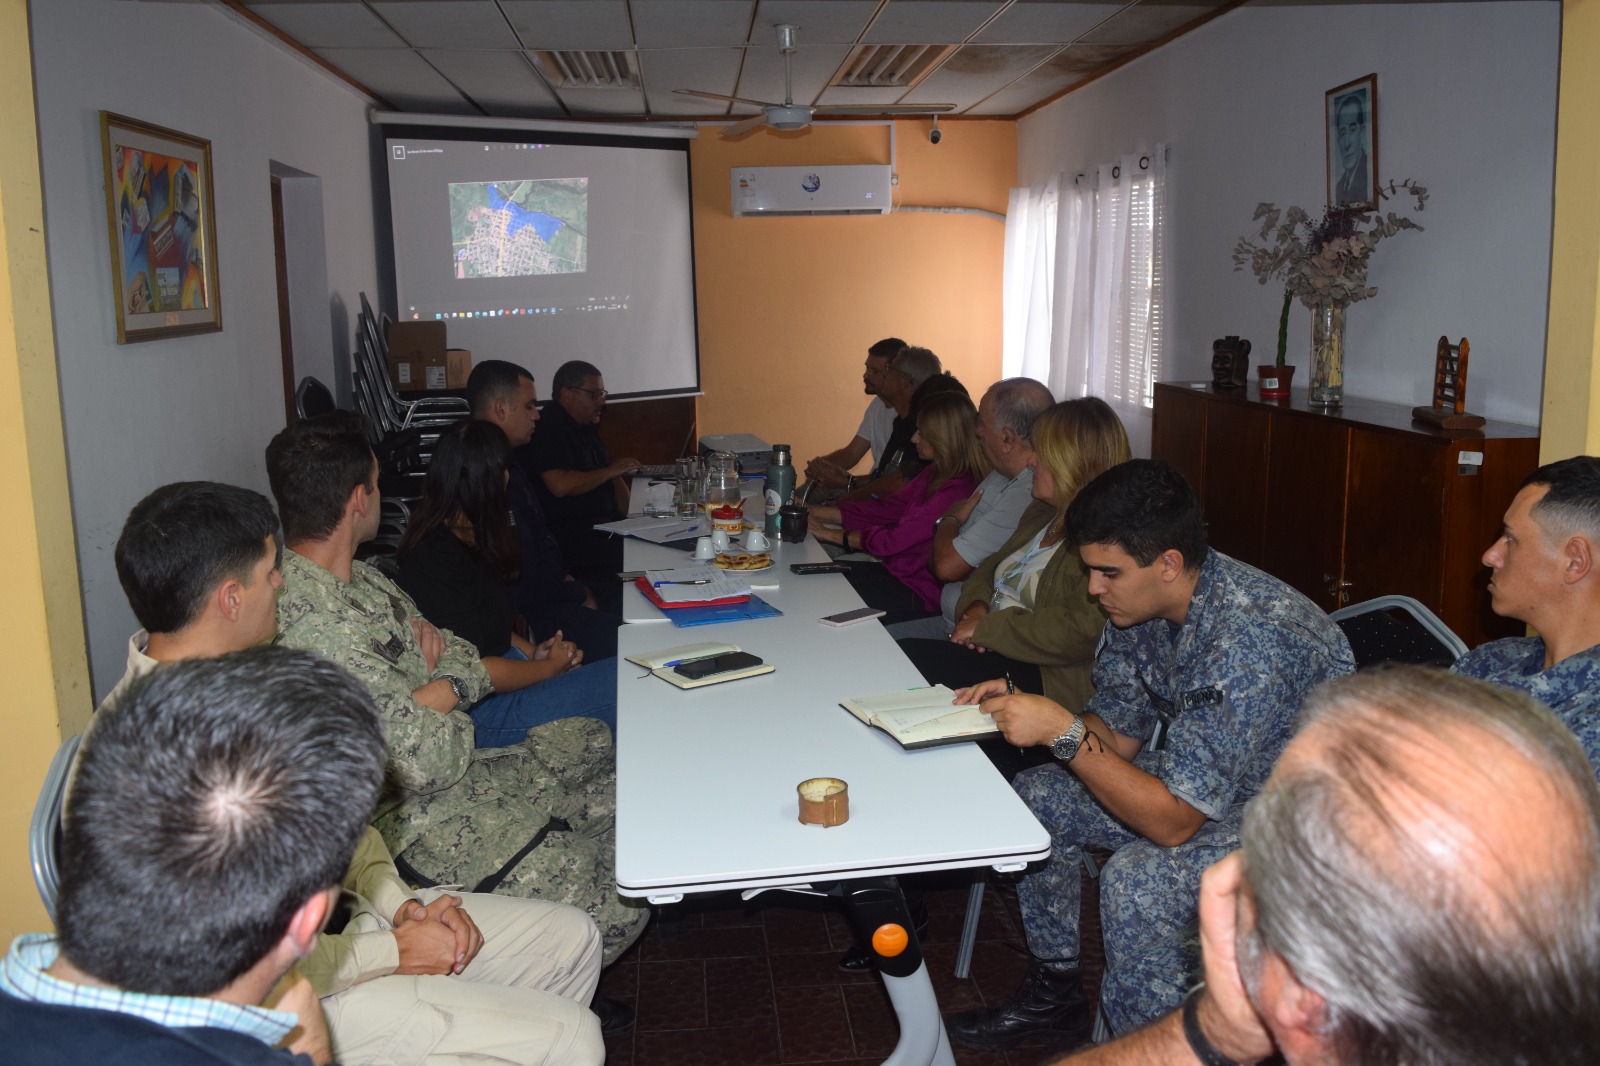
[1051,666,1600,1065]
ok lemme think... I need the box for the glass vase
[1309,300,1346,407]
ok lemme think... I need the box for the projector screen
[381,122,699,400]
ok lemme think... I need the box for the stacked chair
[347,295,470,557]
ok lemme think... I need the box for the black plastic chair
[1329,595,1468,668]
[294,376,338,421]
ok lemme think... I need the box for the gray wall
[1018,1,1560,427]
[30,0,381,697]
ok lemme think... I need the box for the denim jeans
[470,651,618,747]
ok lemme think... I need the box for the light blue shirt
[939,466,1037,624]
[1,933,297,1045]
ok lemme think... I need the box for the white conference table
[611,482,1050,1066]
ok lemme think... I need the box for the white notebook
[838,685,998,749]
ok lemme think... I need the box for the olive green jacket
[954,498,1106,710]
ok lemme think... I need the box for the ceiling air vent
[529,50,639,89]
[832,44,953,89]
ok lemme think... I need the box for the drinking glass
[674,458,700,517]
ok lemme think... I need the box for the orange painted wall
[689,120,1015,470]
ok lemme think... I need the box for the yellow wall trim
[1,0,93,941]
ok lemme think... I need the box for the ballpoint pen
[653,578,712,587]
[1004,672,1020,753]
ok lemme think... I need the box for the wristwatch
[1050,718,1087,762]
[442,674,471,711]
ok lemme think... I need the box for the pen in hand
[1004,672,1021,753]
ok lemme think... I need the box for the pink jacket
[840,467,978,611]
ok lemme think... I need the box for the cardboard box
[385,321,472,391]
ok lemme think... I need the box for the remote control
[790,562,850,575]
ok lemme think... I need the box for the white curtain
[1001,177,1058,385]
[1003,147,1167,456]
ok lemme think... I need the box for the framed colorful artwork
[100,112,222,342]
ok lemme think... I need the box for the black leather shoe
[592,996,636,1036]
[944,958,1092,1051]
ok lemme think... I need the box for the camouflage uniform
[1454,636,1600,777]
[276,550,648,964]
[1015,550,1353,1032]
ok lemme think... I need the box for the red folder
[634,577,751,611]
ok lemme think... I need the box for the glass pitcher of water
[704,452,742,509]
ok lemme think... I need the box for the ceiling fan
[675,24,955,138]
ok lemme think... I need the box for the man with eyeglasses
[518,359,640,583]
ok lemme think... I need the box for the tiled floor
[600,868,1105,1066]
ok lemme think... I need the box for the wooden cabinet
[1151,382,1540,648]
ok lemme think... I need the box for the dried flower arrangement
[1232,179,1428,366]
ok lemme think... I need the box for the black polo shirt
[516,399,622,538]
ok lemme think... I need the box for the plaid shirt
[1,934,296,1046]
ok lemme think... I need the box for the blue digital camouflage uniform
[1453,636,1600,777]
[1014,550,1354,1033]
[275,550,648,964]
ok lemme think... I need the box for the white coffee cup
[711,529,732,553]
[693,536,716,560]
[744,529,772,551]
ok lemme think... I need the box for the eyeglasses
[568,386,608,400]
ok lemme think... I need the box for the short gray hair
[891,346,942,390]
[1242,667,1600,1065]
[986,378,1054,440]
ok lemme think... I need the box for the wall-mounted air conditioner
[730,165,892,217]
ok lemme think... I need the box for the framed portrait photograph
[1326,74,1378,210]
[100,111,222,343]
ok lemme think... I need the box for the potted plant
[1232,179,1428,405]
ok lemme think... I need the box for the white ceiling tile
[1079,3,1216,45]
[246,0,1235,119]
[749,0,879,44]
[315,47,479,112]
[638,48,746,114]
[371,1,522,49]
[551,85,651,115]
[421,49,564,111]
[863,1,1008,45]
[631,0,757,48]
[499,0,636,50]
[735,44,853,106]
[974,1,1117,45]
[965,68,1087,114]
[898,43,1059,107]
[815,84,919,107]
[248,1,406,48]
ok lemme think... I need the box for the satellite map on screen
[450,177,588,278]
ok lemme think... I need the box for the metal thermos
[765,444,796,535]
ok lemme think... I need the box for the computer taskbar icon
[430,308,561,318]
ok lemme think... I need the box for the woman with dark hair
[398,420,616,745]
[808,390,989,624]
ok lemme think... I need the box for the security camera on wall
[929,117,942,145]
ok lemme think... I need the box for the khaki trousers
[322,890,604,1066]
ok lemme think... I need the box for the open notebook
[839,686,998,749]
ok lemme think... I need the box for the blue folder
[660,594,783,628]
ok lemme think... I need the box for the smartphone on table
[820,607,886,627]
[674,651,765,680]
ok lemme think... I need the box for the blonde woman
[809,389,988,624]
[899,397,1130,729]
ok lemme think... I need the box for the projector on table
[698,433,772,475]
